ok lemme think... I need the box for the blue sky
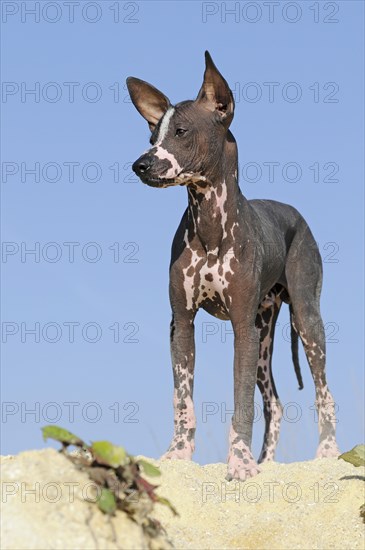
[1,1,364,464]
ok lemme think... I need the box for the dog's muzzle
[132,153,176,187]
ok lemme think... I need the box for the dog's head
[127,51,235,188]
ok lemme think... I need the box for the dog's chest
[182,247,235,318]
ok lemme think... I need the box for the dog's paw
[160,439,194,461]
[226,452,261,481]
[315,439,340,459]
[226,424,261,481]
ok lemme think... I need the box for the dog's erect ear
[126,77,171,132]
[196,51,234,127]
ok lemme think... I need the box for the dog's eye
[175,128,187,137]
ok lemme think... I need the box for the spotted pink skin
[162,442,194,461]
[256,292,284,463]
[298,329,340,459]
[128,51,340,480]
[226,425,261,481]
[162,392,195,460]
[316,438,340,458]
[315,387,340,458]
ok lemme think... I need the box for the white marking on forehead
[156,107,175,144]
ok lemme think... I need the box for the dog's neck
[187,131,243,255]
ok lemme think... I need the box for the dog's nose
[132,155,153,177]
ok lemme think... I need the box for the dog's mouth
[141,176,179,188]
[140,173,206,188]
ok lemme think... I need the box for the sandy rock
[144,456,365,550]
[2,449,364,549]
[1,449,171,550]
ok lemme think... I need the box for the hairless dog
[127,52,339,480]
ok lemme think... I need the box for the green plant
[42,425,177,538]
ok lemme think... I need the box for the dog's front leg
[162,314,196,460]
[226,320,261,481]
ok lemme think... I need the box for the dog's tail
[290,304,304,390]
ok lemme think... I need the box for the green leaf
[91,441,127,468]
[339,445,365,467]
[97,488,117,515]
[155,495,178,516]
[42,425,85,447]
[138,459,161,477]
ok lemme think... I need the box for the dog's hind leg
[256,291,283,463]
[286,226,340,458]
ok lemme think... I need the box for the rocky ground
[1,449,171,550]
[148,456,365,549]
[1,449,364,549]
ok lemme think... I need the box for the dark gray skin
[127,52,339,480]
